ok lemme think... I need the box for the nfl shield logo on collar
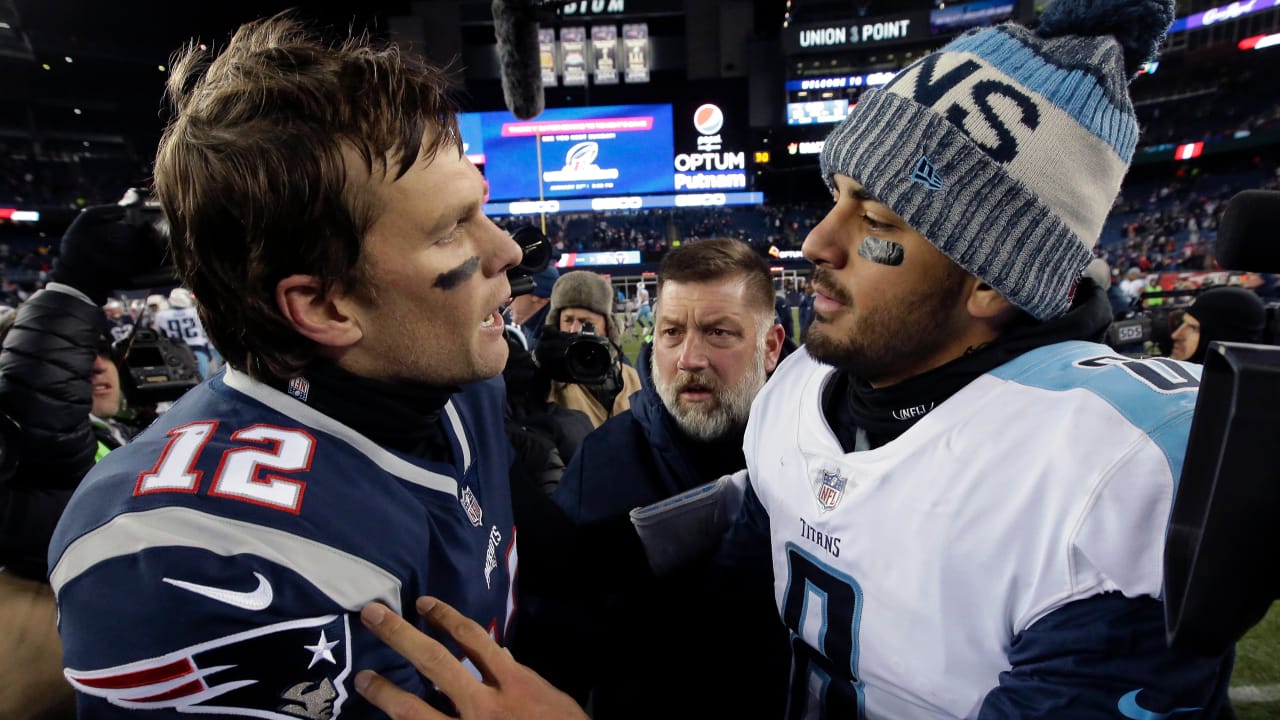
[815,468,849,512]
[287,377,311,403]
[460,486,483,527]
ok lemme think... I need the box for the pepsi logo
[693,104,724,135]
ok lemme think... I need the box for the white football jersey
[745,342,1200,719]
[153,306,210,348]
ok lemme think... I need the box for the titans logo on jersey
[65,615,351,719]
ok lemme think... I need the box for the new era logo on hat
[910,156,944,191]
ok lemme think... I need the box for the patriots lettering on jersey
[484,526,502,589]
[800,517,842,558]
[65,614,352,719]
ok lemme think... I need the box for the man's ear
[764,322,787,373]
[275,274,364,349]
[966,279,1017,324]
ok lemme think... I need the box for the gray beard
[653,344,767,442]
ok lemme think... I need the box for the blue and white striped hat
[820,0,1175,320]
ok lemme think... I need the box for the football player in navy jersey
[47,14,536,719]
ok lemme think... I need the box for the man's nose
[677,335,709,371]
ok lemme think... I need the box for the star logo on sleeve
[304,630,339,669]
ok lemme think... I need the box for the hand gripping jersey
[745,342,1200,719]
[48,368,516,719]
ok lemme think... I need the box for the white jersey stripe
[49,506,403,614]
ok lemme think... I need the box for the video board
[459,104,675,201]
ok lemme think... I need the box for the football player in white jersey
[728,0,1233,717]
[349,1,1236,719]
[153,287,220,377]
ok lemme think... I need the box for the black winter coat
[0,287,105,579]
[514,384,790,719]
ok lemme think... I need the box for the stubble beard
[805,266,969,382]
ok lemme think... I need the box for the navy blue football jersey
[49,367,516,719]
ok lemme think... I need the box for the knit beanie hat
[530,265,560,299]
[820,0,1174,320]
[1185,286,1267,364]
[549,270,620,345]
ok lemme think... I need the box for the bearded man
[513,238,791,718]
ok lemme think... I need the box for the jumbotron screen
[459,104,675,201]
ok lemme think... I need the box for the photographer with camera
[538,270,641,428]
[0,198,168,719]
[1170,286,1267,364]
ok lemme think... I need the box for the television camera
[505,224,615,385]
[109,189,201,406]
[1163,188,1280,657]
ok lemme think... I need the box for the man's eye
[864,215,893,232]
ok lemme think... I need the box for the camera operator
[1170,285,1267,363]
[539,270,641,428]
[0,200,167,720]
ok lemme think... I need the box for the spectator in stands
[1088,257,1133,319]
[1143,272,1165,307]
[1171,286,1267,363]
[535,238,789,718]
[543,271,642,427]
[798,277,816,342]
[1120,266,1145,300]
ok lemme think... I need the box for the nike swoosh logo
[1117,689,1201,720]
[163,572,274,611]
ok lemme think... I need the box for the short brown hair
[657,238,777,320]
[154,14,461,381]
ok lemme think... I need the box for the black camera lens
[511,225,552,275]
[567,340,612,382]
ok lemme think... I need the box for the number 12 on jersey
[783,543,867,719]
[135,421,316,513]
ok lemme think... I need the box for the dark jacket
[528,384,789,719]
[0,286,105,579]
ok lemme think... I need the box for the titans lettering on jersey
[746,342,1202,719]
[49,368,517,718]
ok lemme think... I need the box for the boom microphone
[492,0,545,120]
[1214,189,1280,272]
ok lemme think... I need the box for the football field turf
[1232,602,1280,718]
